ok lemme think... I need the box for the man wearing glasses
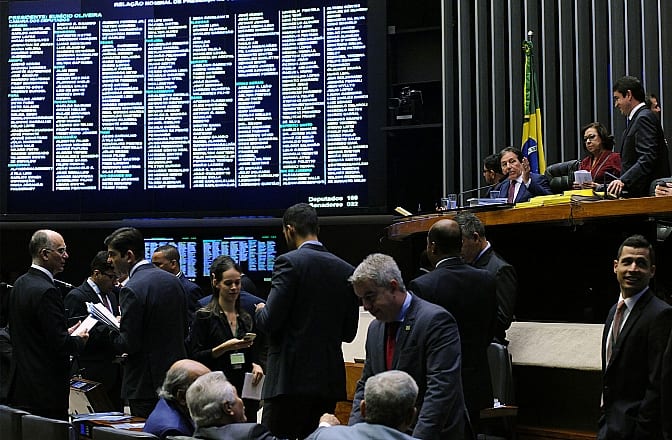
[8,229,89,420]
[482,153,506,196]
[65,251,123,410]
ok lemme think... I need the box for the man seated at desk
[306,370,419,440]
[185,371,337,440]
[497,147,552,203]
[143,359,210,439]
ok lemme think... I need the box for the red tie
[385,321,400,370]
[507,180,516,203]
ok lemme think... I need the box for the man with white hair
[186,371,285,439]
[306,370,419,439]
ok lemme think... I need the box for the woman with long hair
[187,255,264,422]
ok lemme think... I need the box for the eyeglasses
[482,169,493,174]
[43,247,67,255]
[583,134,598,142]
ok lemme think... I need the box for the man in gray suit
[348,253,466,440]
[307,370,419,440]
[255,203,359,439]
[105,227,188,418]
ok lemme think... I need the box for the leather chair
[544,159,580,193]
[92,426,159,439]
[0,405,29,440]
[478,343,517,439]
[21,414,74,440]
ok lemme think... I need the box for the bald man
[8,229,88,420]
[410,219,497,435]
[144,359,211,439]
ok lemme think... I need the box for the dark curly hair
[581,121,614,152]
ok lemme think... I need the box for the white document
[72,315,99,336]
[241,372,264,400]
[86,302,120,330]
[574,170,592,184]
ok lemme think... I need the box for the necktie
[606,300,626,363]
[101,293,113,314]
[507,180,516,203]
[612,300,626,342]
[385,321,400,370]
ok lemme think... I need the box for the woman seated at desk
[573,122,621,189]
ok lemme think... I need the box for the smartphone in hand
[243,333,256,342]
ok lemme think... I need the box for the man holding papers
[8,229,89,420]
[65,251,122,410]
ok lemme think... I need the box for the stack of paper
[87,302,120,331]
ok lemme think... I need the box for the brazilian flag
[521,37,546,174]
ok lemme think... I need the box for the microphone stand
[457,183,498,208]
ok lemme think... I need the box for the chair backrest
[544,159,580,193]
[0,405,30,440]
[92,426,159,439]
[21,414,74,440]
[487,342,515,405]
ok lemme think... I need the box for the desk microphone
[457,183,499,206]
[0,282,13,289]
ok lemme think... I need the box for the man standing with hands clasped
[599,235,672,439]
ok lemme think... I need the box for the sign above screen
[2,0,386,218]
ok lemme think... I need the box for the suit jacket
[599,290,672,440]
[663,329,672,440]
[349,295,466,440]
[409,258,497,425]
[178,272,203,323]
[143,397,194,438]
[255,243,358,401]
[65,281,121,407]
[306,423,418,440]
[618,106,670,197]
[193,423,281,440]
[112,263,188,400]
[498,173,552,203]
[8,267,85,418]
[472,247,517,344]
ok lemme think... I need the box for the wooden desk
[387,196,672,240]
[334,362,364,424]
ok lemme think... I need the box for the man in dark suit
[599,234,672,440]
[455,212,517,345]
[8,229,88,420]
[409,219,497,434]
[663,329,672,440]
[105,227,188,418]
[185,371,292,440]
[348,253,466,440]
[151,244,202,322]
[65,251,122,410]
[255,203,359,439]
[607,76,670,198]
[497,147,552,203]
